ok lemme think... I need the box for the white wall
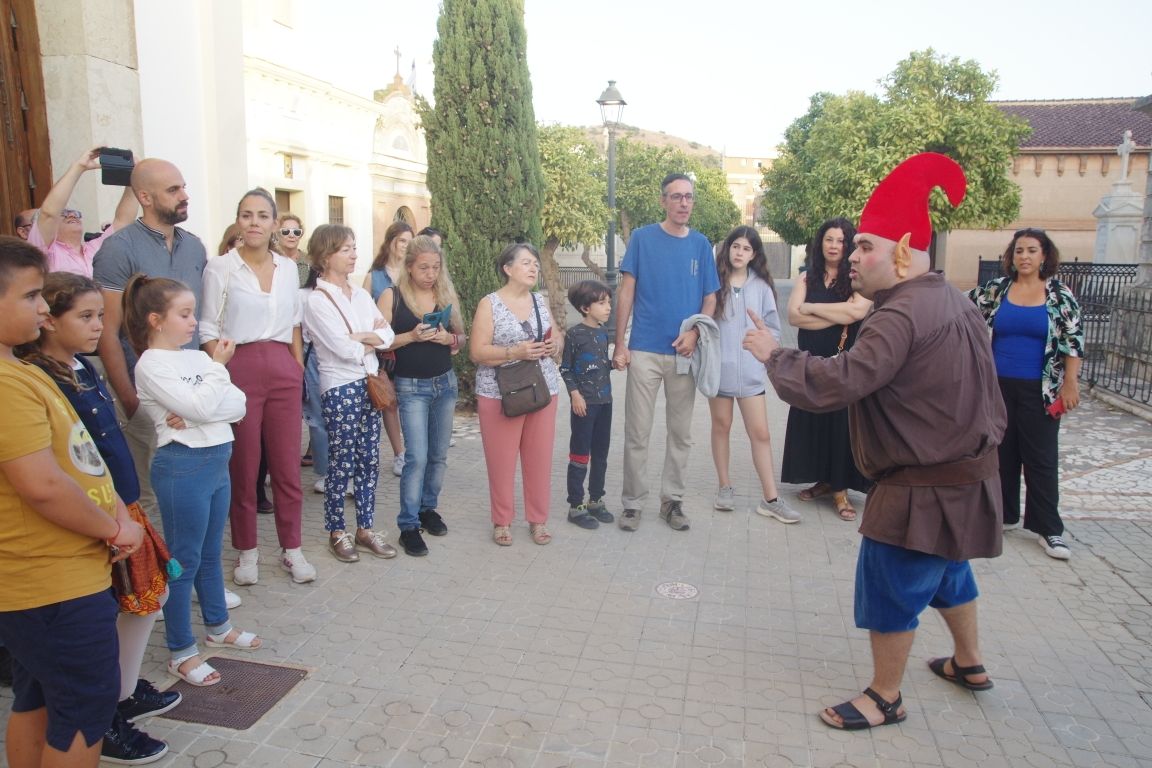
[133,0,247,245]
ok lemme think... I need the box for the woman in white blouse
[302,224,399,563]
[199,188,315,587]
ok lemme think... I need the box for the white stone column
[133,0,247,243]
[34,0,143,225]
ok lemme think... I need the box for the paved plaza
[3,281,1152,767]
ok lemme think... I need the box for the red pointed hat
[858,153,967,251]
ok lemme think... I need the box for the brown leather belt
[875,450,997,488]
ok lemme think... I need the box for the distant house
[945,98,1152,289]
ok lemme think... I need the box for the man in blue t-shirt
[612,173,719,531]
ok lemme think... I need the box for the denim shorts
[854,537,978,633]
[0,589,120,750]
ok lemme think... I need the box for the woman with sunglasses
[277,214,311,288]
[199,188,315,586]
[27,146,139,277]
[967,228,1085,560]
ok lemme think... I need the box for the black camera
[98,147,134,186]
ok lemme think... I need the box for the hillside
[575,125,723,168]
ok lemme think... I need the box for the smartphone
[422,311,440,328]
[1045,398,1066,418]
[544,327,553,342]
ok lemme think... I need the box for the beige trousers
[621,350,697,510]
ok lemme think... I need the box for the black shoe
[101,711,169,765]
[586,499,614,524]
[0,646,13,687]
[568,504,599,529]
[118,678,182,723]
[419,508,448,536]
[400,528,429,557]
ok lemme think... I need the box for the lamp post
[597,80,626,334]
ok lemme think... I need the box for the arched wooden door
[0,0,50,235]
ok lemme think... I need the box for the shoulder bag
[316,287,396,411]
[494,294,552,417]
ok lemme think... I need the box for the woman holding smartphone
[967,228,1084,560]
[378,235,465,556]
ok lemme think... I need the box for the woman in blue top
[968,228,1085,560]
[364,221,412,477]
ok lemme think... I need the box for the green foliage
[760,49,1031,246]
[418,0,543,403]
[537,124,609,335]
[615,139,740,244]
[538,125,608,251]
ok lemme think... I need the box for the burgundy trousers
[227,341,304,550]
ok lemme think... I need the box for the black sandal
[928,656,994,691]
[819,687,906,730]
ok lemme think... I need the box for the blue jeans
[152,442,233,660]
[396,370,458,531]
[567,401,612,505]
[303,344,329,477]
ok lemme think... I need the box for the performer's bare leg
[935,600,990,686]
[822,629,913,726]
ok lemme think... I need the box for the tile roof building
[946,98,1151,288]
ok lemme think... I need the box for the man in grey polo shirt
[92,158,207,516]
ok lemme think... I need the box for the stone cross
[394,46,402,78]
[1118,129,1136,181]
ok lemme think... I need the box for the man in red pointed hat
[744,153,1006,730]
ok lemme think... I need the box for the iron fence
[1080,290,1152,405]
[558,266,599,289]
[976,260,1146,404]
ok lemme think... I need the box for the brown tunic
[767,273,1005,561]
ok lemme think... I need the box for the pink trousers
[477,396,557,526]
[226,341,304,550]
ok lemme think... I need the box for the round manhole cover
[655,581,699,599]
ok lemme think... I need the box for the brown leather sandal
[833,492,857,522]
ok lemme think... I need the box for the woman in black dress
[780,218,872,520]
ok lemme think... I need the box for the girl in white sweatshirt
[124,274,259,687]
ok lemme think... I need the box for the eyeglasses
[62,209,82,220]
[280,228,303,237]
[665,193,695,204]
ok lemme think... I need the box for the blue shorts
[0,589,120,751]
[854,537,978,633]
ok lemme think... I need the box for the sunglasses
[62,209,82,220]
[280,228,303,237]
[1013,227,1045,238]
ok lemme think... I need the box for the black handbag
[494,295,552,417]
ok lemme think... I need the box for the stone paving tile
[4,284,1152,767]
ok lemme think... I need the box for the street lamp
[597,80,626,334]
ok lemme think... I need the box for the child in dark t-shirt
[560,280,615,528]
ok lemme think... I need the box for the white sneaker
[757,497,801,524]
[313,478,353,497]
[392,455,405,477]
[1040,534,1071,560]
[233,549,259,586]
[714,486,736,511]
[280,549,317,583]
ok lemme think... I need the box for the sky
[301,0,1152,157]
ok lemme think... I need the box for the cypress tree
[420,0,544,402]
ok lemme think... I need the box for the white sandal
[205,628,262,650]
[168,656,220,687]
